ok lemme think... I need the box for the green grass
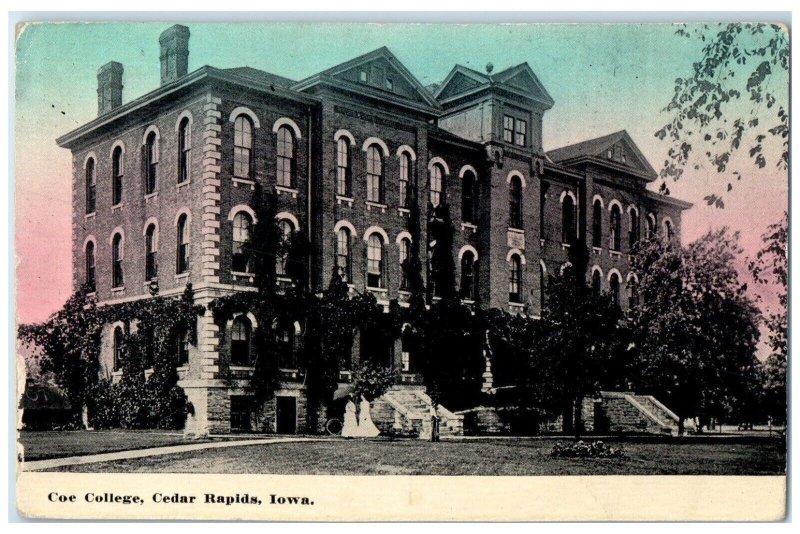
[45,437,786,475]
[19,430,217,461]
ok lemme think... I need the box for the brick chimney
[97,61,123,116]
[159,24,190,85]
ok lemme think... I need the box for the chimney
[159,24,190,85]
[97,61,124,116]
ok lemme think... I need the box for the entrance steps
[597,391,680,435]
[372,385,464,438]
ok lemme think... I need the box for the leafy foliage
[628,230,761,432]
[656,23,788,201]
[749,212,787,425]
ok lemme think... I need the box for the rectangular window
[359,69,368,83]
[515,119,527,146]
[399,155,410,208]
[386,77,394,91]
[503,115,514,143]
[336,139,350,196]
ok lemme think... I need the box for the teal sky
[14,22,788,332]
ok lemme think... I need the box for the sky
[14,22,788,348]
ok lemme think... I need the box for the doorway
[276,396,297,434]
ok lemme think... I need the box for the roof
[221,67,296,89]
[546,130,658,180]
[433,62,555,109]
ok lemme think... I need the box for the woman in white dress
[356,396,381,438]
[341,397,358,438]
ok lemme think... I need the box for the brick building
[57,25,691,435]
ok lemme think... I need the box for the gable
[337,57,426,103]
[547,130,657,179]
[493,65,554,109]
[600,136,655,176]
[436,71,484,100]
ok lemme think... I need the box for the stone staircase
[597,391,680,435]
[372,385,464,439]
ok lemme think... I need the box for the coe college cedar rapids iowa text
[48,492,315,506]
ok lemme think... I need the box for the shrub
[551,440,626,458]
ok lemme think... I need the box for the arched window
[85,158,96,214]
[509,254,522,303]
[112,146,123,205]
[85,241,96,291]
[336,137,350,196]
[462,170,477,224]
[276,321,295,368]
[145,223,158,281]
[111,233,124,288]
[276,219,293,276]
[233,115,253,178]
[230,316,252,365]
[366,233,385,289]
[592,269,602,296]
[561,194,575,244]
[178,117,191,183]
[366,145,383,203]
[429,164,444,207]
[646,213,657,238]
[627,277,639,309]
[144,131,158,195]
[399,152,411,208]
[276,125,295,188]
[336,227,352,283]
[509,175,523,229]
[113,326,124,371]
[176,214,189,274]
[460,251,476,300]
[610,204,622,251]
[664,219,674,241]
[609,272,621,307]
[232,212,252,273]
[592,199,603,248]
[399,237,411,290]
[629,208,640,248]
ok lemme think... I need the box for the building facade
[58,25,691,435]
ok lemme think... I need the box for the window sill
[231,271,255,282]
[232,177,256,190]
[276,185,299,198]
[86,291,97,299]
[367,286,387,293]
[176,365,189,372]
[508,301,525,308]
[366,201,387,213]
[508,227,525,234]
[230,365,255,372]
[144,192,158,201]
[176,180,191,190]
[175,272,190,280]
[561,242,571,250]
[540,238,545,248]
[398,207,410,216]
[609,250,622,258]
[398,289,411,296]
[461,298,476,305]
[111,203,124,212]
[110,286,125,293]
[111,370,123,378]
[276,276,293,284]
[336,195,354,207]
[592,246,602,255]
[84,212,96,220]
[461,222,477,233]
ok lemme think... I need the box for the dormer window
[503,116,514,143]
[359,69,367,83]
[515,119,527,146]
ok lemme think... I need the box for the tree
[749,212,787,425]
[629,229,761,433]
[531,247,628,438]
[656,23,788,205]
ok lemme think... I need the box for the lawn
[45,437,786,475]
[18,430,218,461]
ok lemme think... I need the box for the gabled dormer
[292,47,441,117]
[547,130,658,182]
[434,62,554,155]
